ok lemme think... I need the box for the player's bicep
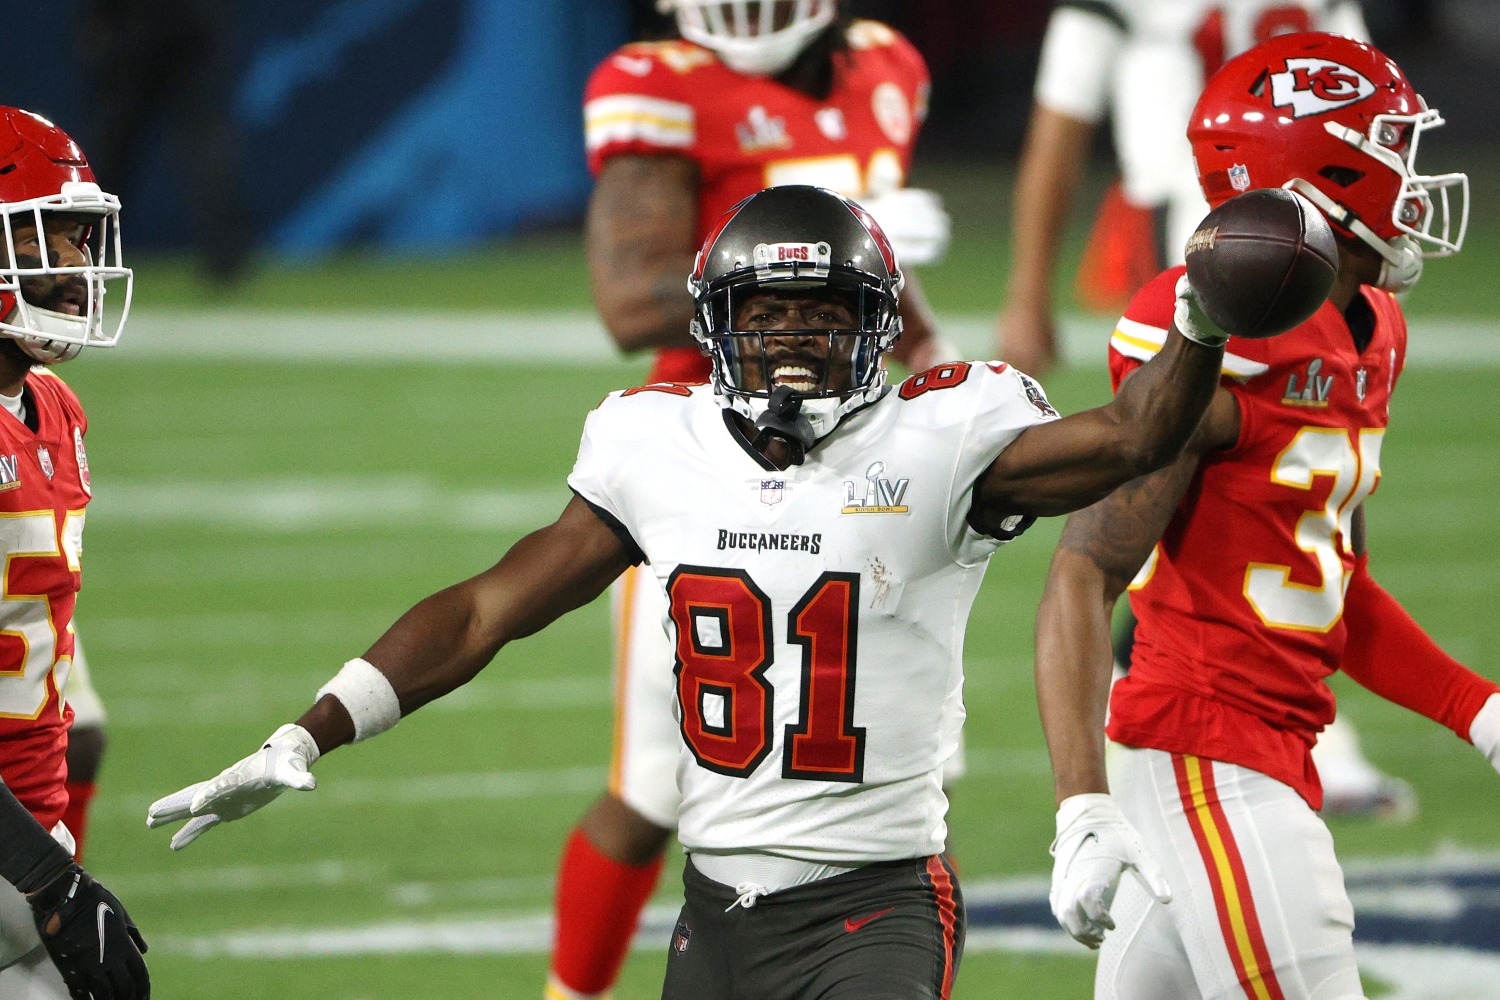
[467,496,637,645]
[586,154,700,349]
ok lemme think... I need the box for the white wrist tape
[1470,693,1500,769]
[317,658,401,743]
[1173,275,1230,348]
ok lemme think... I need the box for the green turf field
[61,349,1500,999]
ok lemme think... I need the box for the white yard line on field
[118,310,1500,366]
[85,477,571,533]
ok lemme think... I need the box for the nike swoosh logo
[844,906,895,933]
[97,903,112,963]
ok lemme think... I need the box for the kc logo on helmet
[1270,58,1376,118]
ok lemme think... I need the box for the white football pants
[607,565,967,829]
[0,823,73,999]
[1099,745,1366,1000]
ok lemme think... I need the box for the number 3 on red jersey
[1245,428,1383,632]
[668,567,866,783]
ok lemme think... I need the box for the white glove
[146,724,320,850]
[1470,693,1500,777]
[859,188,952,267]
[1049,793,1172,948]
[1172,275,1230,348]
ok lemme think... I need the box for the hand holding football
[1183,188,1339,339]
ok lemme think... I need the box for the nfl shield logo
[760,479,784,507]
[672,920,692,954]
[1229,164,1251,191]
[36,447,53,479]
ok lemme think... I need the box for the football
[1183,187,1339,339]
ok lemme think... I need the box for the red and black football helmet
[688,185,903,454]
[1189,33,1466,293]
[0,108,131,362]
[689,184,902,398]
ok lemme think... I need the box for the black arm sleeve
[0,780,75,894]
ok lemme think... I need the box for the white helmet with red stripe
[657,0,837,76]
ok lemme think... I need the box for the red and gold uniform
[1092,268,1498,1000]
[584,20,930,385]
[1106,265,1402,809]
[0,368,89,834]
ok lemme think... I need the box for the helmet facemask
[0,181,131,363]
[693,261,901,456]
[1322,105,1468,257]
[660,0,837,76]
[1285,103,1467,295]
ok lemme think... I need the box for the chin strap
[751,386,816,466]
[1282,179,1424,294]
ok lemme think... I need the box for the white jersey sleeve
[568,388,686,562]
[939,362,1062,566]
[1034,3,1127,123]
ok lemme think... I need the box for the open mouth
[770,363,822,392]
[18,275,87,317]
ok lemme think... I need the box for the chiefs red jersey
[584,20,930,384]
[0,368,89,831]
[1105,267,1407,809]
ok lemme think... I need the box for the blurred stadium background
[7,1,1500,997]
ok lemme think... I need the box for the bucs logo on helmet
[1271,58,1376,118]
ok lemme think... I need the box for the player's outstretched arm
[147,497,635,848]
[974,281,1231,527]
[0,778,149,999]
[1032,387,1238,948]
[587,154,700,353]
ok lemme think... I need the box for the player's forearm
[1341,554,1500,739]
[0,778,74,894]
[977,330,1222,517]
[1004,105,1095,314]
[295,581,497,753]
[298,504,634,754]
[1035,547,1117,803]
[1103,327,1224,477]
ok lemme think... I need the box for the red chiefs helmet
[1188,33,1466,294]
[0,108,131,363]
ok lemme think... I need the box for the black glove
[27,865,149,1000]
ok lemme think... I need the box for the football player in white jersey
[149,184,1252,998]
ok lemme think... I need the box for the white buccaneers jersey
[568,364,1059,863]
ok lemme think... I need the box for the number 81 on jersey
[668,567,866,783]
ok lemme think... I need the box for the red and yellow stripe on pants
[1172,754,1287,1000]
